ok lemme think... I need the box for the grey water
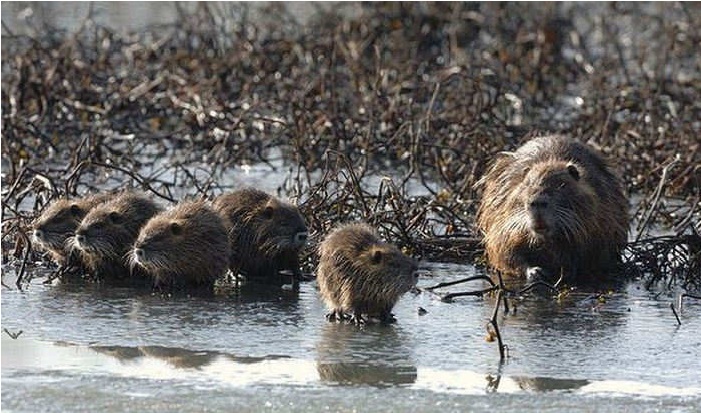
[2,260,701,413]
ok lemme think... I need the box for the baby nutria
[317,223,419,324]
[212,188,308,282]
[71,191,161,283]
[476,135,629,284]
[32,193,111,266]
[130,200,229,292]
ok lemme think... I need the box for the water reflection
[512,375,590,392]
[315,322,417,387]
[89,344,290,370]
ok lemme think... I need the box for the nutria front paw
[526,266,545,282]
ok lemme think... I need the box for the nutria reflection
[315,322,417,386]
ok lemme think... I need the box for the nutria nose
[75,234,86,244]
[295,232,308,244]
[134,248,144,259]
[33,229,44,241]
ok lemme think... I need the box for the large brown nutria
[316,223,419,324]
[130,200,229,292]
[70,191,161,283]
[212,188,308,282]
[476,135,629,284]
[32,193,111,266]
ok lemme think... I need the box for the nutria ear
[371,249,383,264]
[70,204,82,216]
[170,222,182,235]
[566,163,581,181]
[108,211,122,223]
[262,205,274,219]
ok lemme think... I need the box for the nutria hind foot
[325,310,349,323]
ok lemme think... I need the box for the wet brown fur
[212,188,308,281]
[32,193,111,266]
[317,223,418,323]
[70,191,161,282]
[130,200,229,291]
[476,135,629,283]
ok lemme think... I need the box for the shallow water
[2,262,700,413]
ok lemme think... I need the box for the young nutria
[212,188,308,283]
[130,200,229,292]
[476,135,629,284]
[316,223,418,324]
[32,193,111,266]
[70,191,161,283]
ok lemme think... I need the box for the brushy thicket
[1,3,699,288]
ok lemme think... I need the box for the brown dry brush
[1,3,700,289]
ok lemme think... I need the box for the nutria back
[212,188,308,281]
[32,193,110,266]
[131,200,229,291]
[71,191,161,282]
[317,223,418,323]
[476,135,629,284]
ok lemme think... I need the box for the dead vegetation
[2,3,699,290]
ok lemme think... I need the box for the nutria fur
[476,135,629,283]
[32,193,110,266]
[130,200,229,292]
[212,188,308,282]
[70,191,161,282]
[316,223,418,324]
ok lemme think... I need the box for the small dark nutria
[316,223,419,324]
[212,188,308,283]
[32,193,111,266]
[476,135,629,284]
[70,191,161,283]
[129,200,230,292]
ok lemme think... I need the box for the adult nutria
[316,223,419,324]
[32,193,110,266]
[70,191,161,283]
[476,135,629,284]
[130,200,229,292]
[212,188,308,283]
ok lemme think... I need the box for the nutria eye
[70,204,82,216]
[262,206,274,219]
[170,222,182,235]
[109,211,122,223]
[371,250,383,264]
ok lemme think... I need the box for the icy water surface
[2,262,700,413]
